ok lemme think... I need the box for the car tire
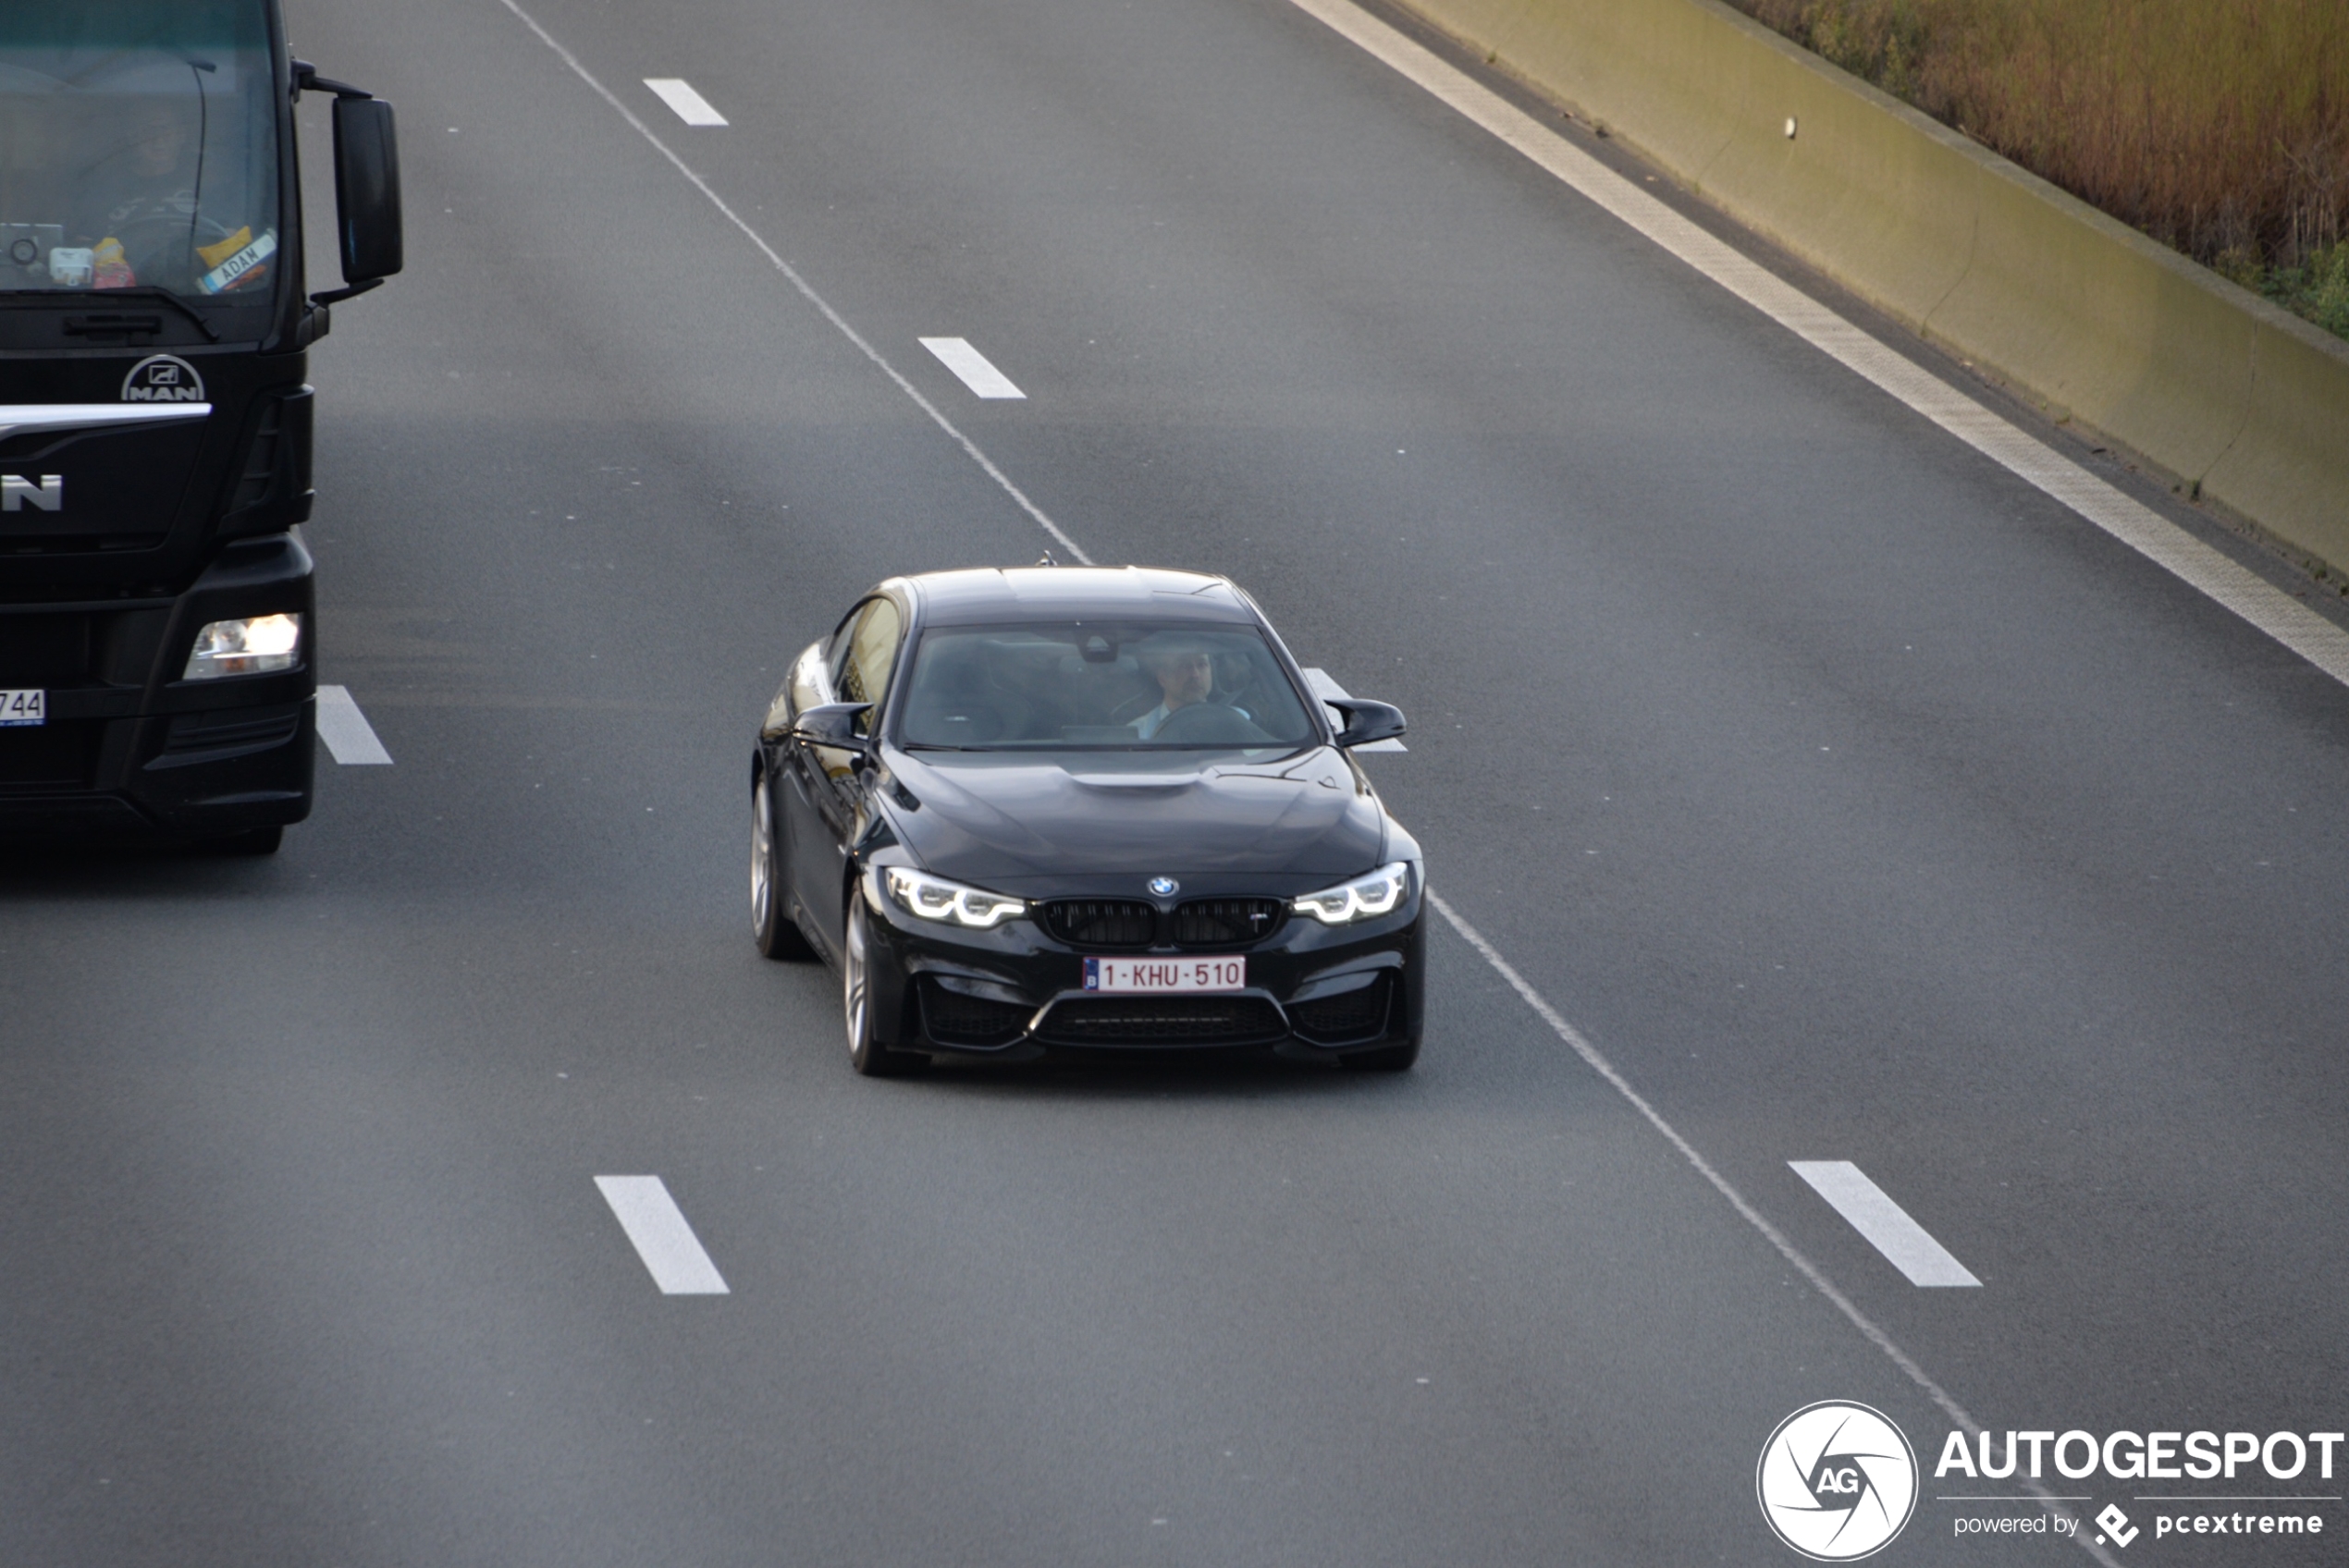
[1338,1037,1419,1072]
[752,774,814,961]
[844,896,923,1076]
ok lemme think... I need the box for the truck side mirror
[331,96,403,288]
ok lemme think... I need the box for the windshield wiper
[0,286,222,342]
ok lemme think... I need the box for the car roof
[903,566,1261,628]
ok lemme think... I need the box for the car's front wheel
[844,897,923,1076]
[751,774,813,961]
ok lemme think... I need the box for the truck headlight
[1292,862,1411,924]
[183,613,302,680]
[881,865,1027,929]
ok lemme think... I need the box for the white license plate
[1084,955,1246,993]
[0,689,43,728]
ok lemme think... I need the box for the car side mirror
[1328,698,1406,749]
[792,702,873,752]
[332,95,403,290]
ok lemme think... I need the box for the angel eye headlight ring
[1291,862,1411,925]
[881,865,1027,929]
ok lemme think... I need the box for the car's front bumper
[855,873,1426,1062]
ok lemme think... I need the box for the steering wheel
[1150,703,1274,744]
[106,211,241,289]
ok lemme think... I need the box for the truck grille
[0,722,99,790]
[0,614,91,685]
[150,704,304,768]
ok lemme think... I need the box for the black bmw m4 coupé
[750,566,1425,1075]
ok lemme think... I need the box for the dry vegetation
[1721,0,2349,339]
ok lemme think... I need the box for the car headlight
[882,865,1027,929]
[1291,861,1411,925]
[183,613,301,680]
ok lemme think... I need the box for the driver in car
[1127,639,1254,739]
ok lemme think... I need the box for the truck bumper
[0,534,318,844]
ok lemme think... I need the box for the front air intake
[917,980,1031,1047]
[1035,996,1287,1047]
[1289,974,1394,1045]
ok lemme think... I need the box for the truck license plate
[0,690,43,727]
[1084,956,1246,993]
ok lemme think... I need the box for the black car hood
[878,745,1388,895]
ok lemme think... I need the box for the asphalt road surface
[6,0,2346,1562]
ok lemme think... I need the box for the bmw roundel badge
[1148,876,1179,897]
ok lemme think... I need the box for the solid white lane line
[1282,0,2349,691]
[1789,1160,1983,1287]
[314,684,391,766]
[642,78,727,127]
[496,0,1089,563]
[594,1175,730,1294]
[919,337,1027,399]
[1422,894,2115,1566]
[1301,667,1407,751]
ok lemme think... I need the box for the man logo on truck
[0,475,62,513]
[121,354,207,403]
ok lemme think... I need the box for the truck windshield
[0,1,279,307]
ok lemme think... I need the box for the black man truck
[0,0,400,852]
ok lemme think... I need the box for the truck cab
[0,0,399,851]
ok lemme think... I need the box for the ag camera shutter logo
[1758,1401,1919,1561]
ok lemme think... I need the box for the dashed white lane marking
[1422,894,2110,1563]
[1301,667,1407,751]
[1789,1160,1983,1287]
[594,1175,730,1294]
[918,337,1027,399]
[512,0,2104,1543]
[643,78,727,127]
[1283,0,2349,692]
[499,0,1088,563]
[314,684,391,765]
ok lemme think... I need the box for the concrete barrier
[1389,0,2349,578]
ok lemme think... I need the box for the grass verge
[1720,0,2349,343]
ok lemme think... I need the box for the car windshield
[0,1,280,308]
[898,622,1320,751]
